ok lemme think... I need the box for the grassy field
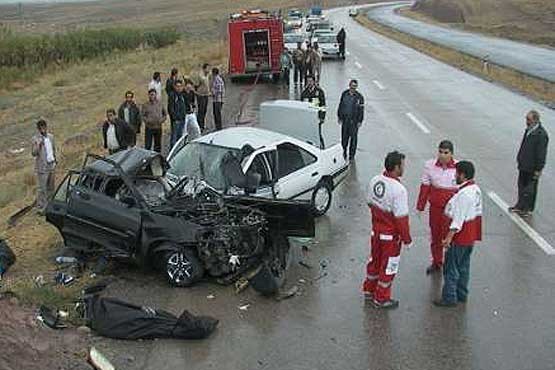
[409,0,555,47]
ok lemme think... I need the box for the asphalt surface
[365,2,555,83]
[92,7,555,370]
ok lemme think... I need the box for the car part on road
[6,200,36,228]
[84,294,218,340]
[249,235,289,295]
[37,305,68,329]
[89,347,115,370]
[162,248,204,287]
[311,180,332,216]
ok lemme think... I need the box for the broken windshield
[167,142,240,190]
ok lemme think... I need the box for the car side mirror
[120,195,136,208]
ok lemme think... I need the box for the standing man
[337,79,364,161]
[117,90,141,146]
[193,63,211,132]
[211,67,225,131]
[416,140,458,274]
[31,119,56,214]
[312,42,322,83]
[148,71,162,101]
[280,47,293,85]
[509,110,549,217]
[434,161,482,307]
[363,151,412,309]
[303,44,315,85]
[292,42,305,86]
[166,68,179,139]
[337,27,346,59]
[301,75,327,147]
[102,108,133,155]
[141,88,167,153]
[168,80,187,147]
[184,79,201,141]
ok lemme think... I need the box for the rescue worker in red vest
[416,140,458,275]
[434,160,482,307]
[363,151,412,309]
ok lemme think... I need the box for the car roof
[86,148,164,176]
[195,127,293,150]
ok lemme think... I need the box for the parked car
[167,100,349,216]
[284,32,307,50]
[285,15,303,29]
[45,149,315,294]
[313,33,341,59]
[349,8,359,17]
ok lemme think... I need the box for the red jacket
[445,180,482,246]
[416,158,458,211]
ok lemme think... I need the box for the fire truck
[227,10,284,81]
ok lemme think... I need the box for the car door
[65,175,141,257]
[45,170,79,238]
[242,148,277,198]
[274,142,321,201]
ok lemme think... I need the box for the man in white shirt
[148,72,163,101]
[31,119,56,214]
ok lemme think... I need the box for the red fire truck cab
[228,10,284,81]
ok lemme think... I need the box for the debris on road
[299,261,312,269]
[89,347,115,370]
[54,272,75,286]
[37,305,68,330]
[207,294,216,300]
[276,285,300,301]
[238,304,250,311]
[84,294,218,340]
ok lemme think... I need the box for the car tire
[250,235,290,295]
[161,248,204,287]
[311,180,332,217]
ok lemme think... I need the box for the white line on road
[405,112,430,134]
[372,80,385,90]
[354,61,362,69]
[487,191,555,255]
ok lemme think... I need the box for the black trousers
[341,119,359,159]
[516,170,539,211]
[294,63,304,84]
[304,63,314,83]
[213,102,223,131]
[339,43,345,58]
[197,95,209,131]
[144,128,162,153]
[283,68,290,85]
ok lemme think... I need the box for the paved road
[365,2,555,83]
[92,7,555,370]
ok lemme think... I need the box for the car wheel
[163,248,204,287]
[250,235,290,295]
[311,180,332,217]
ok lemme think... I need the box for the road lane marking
[487,191,555,255]
[354,61,363,69]
[372,80,385,90]
[405,112,430,134]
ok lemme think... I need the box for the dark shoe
[517,210,531,218]
[508,206,522,213]
[433,299,457,307]
[457,297,467,303]
[372,299,399,309]
[426,264,442,275]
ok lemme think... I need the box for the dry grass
[355,14,555,103]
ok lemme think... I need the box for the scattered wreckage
[45,149,315,294]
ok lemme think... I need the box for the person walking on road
[148,71,162,101]
[416,140,458,275]
[337,27,346,59]
[363,151,412,309]
[303,44,316,85]
[184,79,201,141]
[193,63,211,132]
[434,161,482,307]
[312,42,322,83]
[292,42,306,86]
[31,119,56,214]
[117,90,141,146]
[168,80,187,147]
[102,108,133,155]
[509,110,549,217]
[141,88,167,153]
[280,47,293,85]
[211,67,225,131]
[337,79,364,161]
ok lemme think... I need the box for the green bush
[0,26,179,70]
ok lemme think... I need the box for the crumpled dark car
[46,149,315,294]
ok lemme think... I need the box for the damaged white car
[167,100,349,216]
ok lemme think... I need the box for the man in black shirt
[301,75,327,147]
[337,79,364,161]
[509,110,549,217]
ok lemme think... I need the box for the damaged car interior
[46,148,315,295]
